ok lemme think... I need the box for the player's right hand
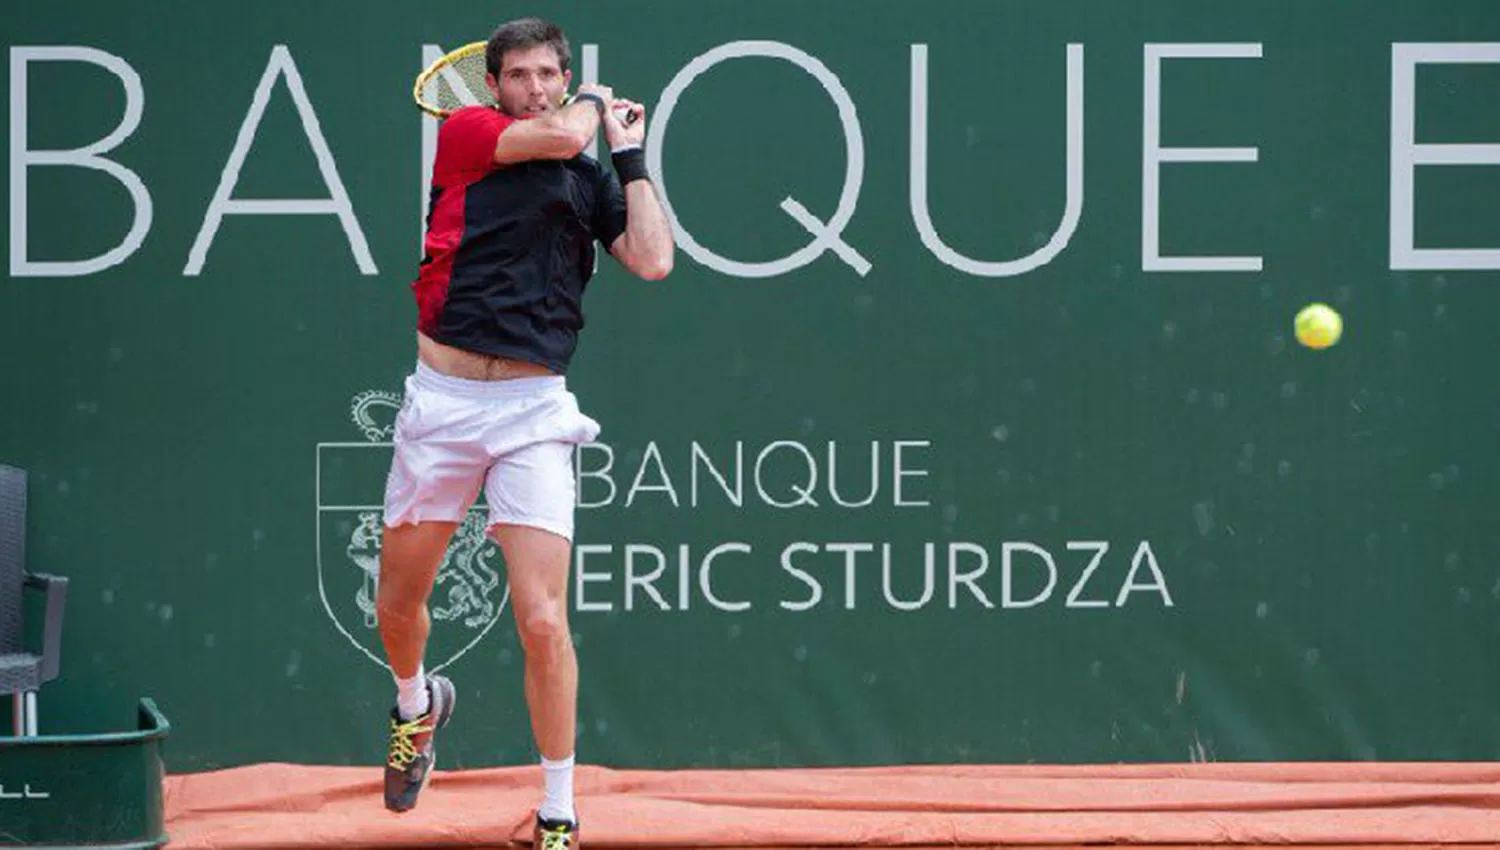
[575,83,614,108]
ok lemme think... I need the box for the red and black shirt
[413,106,628,374]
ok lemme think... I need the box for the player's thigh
[485,441,576,618]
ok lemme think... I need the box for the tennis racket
[414,41,638,126]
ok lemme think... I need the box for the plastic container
[0,698,169,849]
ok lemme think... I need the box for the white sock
[395,665,430,721]
[538,754,576,823]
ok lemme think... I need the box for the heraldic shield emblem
[316,390,508,671]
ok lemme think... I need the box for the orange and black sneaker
[534,815,579,849]
[383,673,456,812]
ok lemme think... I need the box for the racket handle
[564,93,638,126]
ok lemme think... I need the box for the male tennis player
[375,16,673,849]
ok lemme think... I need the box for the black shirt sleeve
[591,161,629,251]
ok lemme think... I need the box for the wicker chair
[0,464,68,736]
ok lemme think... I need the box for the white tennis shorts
[382,361,601,541]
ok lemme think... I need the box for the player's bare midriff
[417,331,557,381]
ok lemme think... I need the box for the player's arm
[609,176,673,281]
[601,100,674,281]
[491,84,611,166]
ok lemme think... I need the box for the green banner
[3,0,1498,772]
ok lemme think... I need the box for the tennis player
[376,16,673,849]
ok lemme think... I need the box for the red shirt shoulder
[433,106,515,185]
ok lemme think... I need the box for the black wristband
[611,147,650,185]
[571,92,607,115]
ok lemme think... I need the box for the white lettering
[651,41,869,277]
[893,441,931,507]
[881,542,935,611]
[827,542,874,609]
[576,444,618,508]
[1002,541,1057,608]
[754,441,820,508]
[691,441,743,507]
[700,542,752,611]
[1117,540,1173,606]
[911,44,1085,276]
[10,46,150,276]
[625,441,680,507]
[949,542,995,608]
[827,441,879,508]
[780,542,822,611]
[186,45,375,276]
[574,544,614,612]
[1390,43,1500,270]
[1142,43,1263,272]
[1064,541,1111,608]
[624,544,671,611]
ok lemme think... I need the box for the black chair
[0,464,68,736]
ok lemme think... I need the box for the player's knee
[376,584,424,625]
[517,607,570,657]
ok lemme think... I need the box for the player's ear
[484,72,501,100]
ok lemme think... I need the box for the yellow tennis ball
[1295,303,1343,350]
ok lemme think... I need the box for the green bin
[0,698,169,849]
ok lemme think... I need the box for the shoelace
[387,715,433,770]
[539,826,573,850]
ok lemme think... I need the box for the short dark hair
[485,17,571,77]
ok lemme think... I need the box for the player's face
[487,44,571,119]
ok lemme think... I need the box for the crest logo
[316,390,507,671]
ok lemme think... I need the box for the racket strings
[422,52,493,114]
